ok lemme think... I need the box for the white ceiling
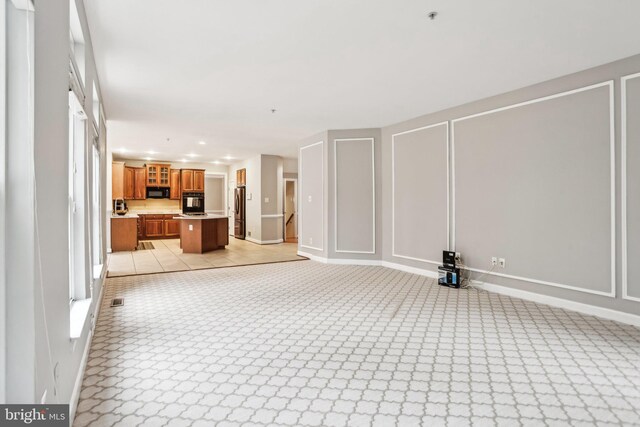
[84,0,640,163]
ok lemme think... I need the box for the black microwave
[146,187,170,199]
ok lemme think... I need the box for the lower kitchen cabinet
[164,219,180,237]
[111,217,138,251]
[137,214,181,239]
[144,219,164,237]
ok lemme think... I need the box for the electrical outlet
[491,257,497,266]
[188,224,193,231]
[264,197,269,203]
[308,195,312,202]
[498,258,506,268]
[248,231,252,237]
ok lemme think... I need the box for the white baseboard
[246,237,284,245]
[297,251,328,263]
[381,261,439,278]
[473,280,640,328]
[299,255,640,328]
[69,275,106,425]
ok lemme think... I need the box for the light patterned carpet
[74,261,640,426]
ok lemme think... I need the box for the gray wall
[381,54,640,316]
[454,84,613,295]
[624,72,640,302]
[392,123,448,265]
[261,155,284,242]
[328,129,381,259]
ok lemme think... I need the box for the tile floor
[75,262,640,426]
[107,238,304,277]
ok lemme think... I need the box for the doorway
[283,179,297,243]
[205,174,227,216]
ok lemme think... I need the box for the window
[91,134,102,279]
[68,90,88,303]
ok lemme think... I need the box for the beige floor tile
[107,236,305,277]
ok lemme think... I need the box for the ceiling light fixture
[147,150,156,154]
[198,141,206,145]
[181,159,187,163]
[186,153,199,158]
[427,11,438,20]
[212,160,221,165]
[224,155,234,160]
[144,157,152,161]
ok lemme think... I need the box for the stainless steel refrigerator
[234,186,246,239]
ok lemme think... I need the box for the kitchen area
[108,159,303,277]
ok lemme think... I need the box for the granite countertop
[129,210,182,215]
[111,214,139,219]
[174,214,229,220]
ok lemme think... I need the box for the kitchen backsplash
[126,199,181,211]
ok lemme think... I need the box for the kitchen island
[175,214,229,253]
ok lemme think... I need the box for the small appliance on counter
[438,250,461,288]
[114,198,128,216]
[182,192,205,215]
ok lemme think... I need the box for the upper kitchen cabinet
[181,169,205,192]
[170,169,181,200]
[194,170,205,192]
[146,163,171,187]
[123,166,146,200]
[112,161,125,200]
[133,167,147,199]
[124,167,135,200]
[236,168,246,186]
[181,169,193,192]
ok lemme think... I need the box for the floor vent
[110,298,124,307]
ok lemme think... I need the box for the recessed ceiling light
[187,153,199,158]
[119,148,128,153]
[198,141,206,145]
[224,155,234,160]
[146,150,156,154]
[212,160,221,165]
[181,159,187,163]
[144,157,152,161]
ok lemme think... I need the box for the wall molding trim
[451,80,616,298]
[391,121,449,265]
[299,141,324,252]
[334,137,376,254]
[621,72,640,302]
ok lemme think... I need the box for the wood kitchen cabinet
[123,167,135,200]
[194,170,205,192]
[181,169,193,192]
[236,168,246,186]
[112,161,125,200]
[124,167,146,200]
[170,169,181,200]
[137,214,181,239]
[144,219,164,237]
[164,219,180,237]
[146,164,170,187]
[181,169,205,192]
[134,168,146,199]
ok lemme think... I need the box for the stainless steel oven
[182,192,205,214]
